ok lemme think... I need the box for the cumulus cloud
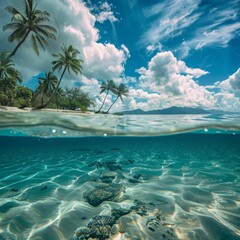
[127,51,240,112]
[137,51,208,93]
[130,51,214,110]
[214,68,240,93]
[214,92,240,111]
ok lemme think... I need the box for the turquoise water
[0,112,240,240]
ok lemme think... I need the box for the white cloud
[179,3,240,57]
[137,51,208,92]
[80,75,100,96]
[215,68,240,93]
[214,92,240,111]
[139,0,201,50]
[131,51,214,110]
[130,53,240,112]
[146,43,163,54]
[181,22,240,57]
[139,0,240,57]
[95,2,118,23]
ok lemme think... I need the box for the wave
[0,111,240,137]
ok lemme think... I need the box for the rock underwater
[83,183,124,207]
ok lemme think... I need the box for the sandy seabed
[0,117,240,240]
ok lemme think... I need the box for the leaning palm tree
[0,51,22,83]
[35,44,83,109]
[106,83,129,113]
[95,80,116,113]
[35,71,58,105]
[3,0,57,58]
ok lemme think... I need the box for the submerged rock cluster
[72,208,130,240]
[83,183,124,207]
[73,216,116,240]
[88,160,122,171]
[72,198,179,240]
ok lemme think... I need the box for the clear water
[0,111,240,240]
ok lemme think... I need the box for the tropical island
[0,0,128,114]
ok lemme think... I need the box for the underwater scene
[0,111,240,240]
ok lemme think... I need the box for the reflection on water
[0,111,240,137]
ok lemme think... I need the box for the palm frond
[3,22,23,32]
[5,6,21,16]
[24,0,33,18]
[34,26,56,39]
[31,34,40,55]
[35,34,47,51]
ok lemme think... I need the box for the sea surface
[0,111,240,240]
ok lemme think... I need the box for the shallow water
[0,112,240,240]
[1,111,240,137]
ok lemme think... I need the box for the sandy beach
[0,106,95,115]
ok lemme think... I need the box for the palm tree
[95,80,116,113]
[3,0,57,58]
[106,83,128,113]
[35,71,58,105]
[36,44,83,109]
[0,51,22,83]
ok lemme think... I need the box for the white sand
[0,106,95,115]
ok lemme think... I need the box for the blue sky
[1,0,240,112]
[95,0,240,83]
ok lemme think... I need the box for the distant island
[118,106,234,115]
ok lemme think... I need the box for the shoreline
[0,106,95,115]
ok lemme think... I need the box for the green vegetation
[62,88,94,112]
[0,51,22,83]
[0,0,129,113]
[0,51,29,107]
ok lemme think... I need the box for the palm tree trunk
[95,90,109,113]
[9,30,31,58]
[106,96,119,113]
[55,99,59,109]
[34,66,67,109]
